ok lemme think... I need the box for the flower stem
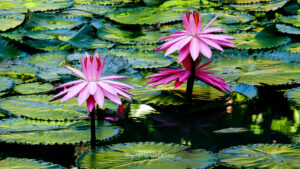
[186,59,196,101]
[91,107,96,150]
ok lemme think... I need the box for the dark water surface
[0,87,298,168]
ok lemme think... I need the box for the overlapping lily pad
[286,87,300,105]
[0,0,74,12]
[0,77,14,92]
[278,15,300,28]
[77,142,218,169]
[231,0,289,12]
[106,8,182,25]
[218,144,300,169]
[22,51,68,69]
[74,0,139,7]
[280,43,300,53]
[211,50,300,86]
[0,157,65,169]
[276,24,300,35]
[0,11,26,32]
[231,31,290,49]
[213,0,272,4]
[15,82,53,94]
[0,118,121,145]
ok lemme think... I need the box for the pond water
[0,0,299,168]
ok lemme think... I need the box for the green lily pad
[231,84,258,102]
[77,142,218,169]
[278,15,300,28]
[231,0,289,12]
[0,62,38,79]
[36,66,76,82]
[293,134,300,145]
[107,49,173,69]
[280,43,300,53]
[98,24,169,45]
[0,158,65,169]
[0,0,74,13]
[0,95,86,121]
[213,0,272,4]
[106,8,182,25]
[213,127,248,134]
[276,24,300,35]
[0,37,26,59]
[211,50,300,86]
[0,11,26,32]
[67,4,114,17]
[74,0,138,7]
[286,87,300,105]
[22,51,68,69]
[231,32,291,49]
[0,77,14,92]
[15,82,54,94]
[218,144,300,169]
[0,118,121,145]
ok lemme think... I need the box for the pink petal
[86,55,93,80]
[201,37,223,52]
[196,13,202,34]
[174,79,185,88]
[156,35,187,52]
[54,80,83,89]
[198,39,212,59]
[98,81,117,95]
[103,80,134,89]
[80,57,88,76]
[199,34,232,43]
[159,33,186,41]
[163,73,182,84]
[103,90,122,105]
[87,82,97,95]
[98,57,105,79]
[179,71,191,82]
[114,88,132,100]
[78,86,90,105]
[198,61,213,69]
[182,14,191,33]
[64,66,86,79]
[203,15,218,31]
[189,13,197,35]
[93,87,105,108]
[100,76,127,80]
[189,37,201,61]
[86,96,95,112]
[61,82,87,102]
[178,43,190,63]
[201,27,224,34]
[50,89,68,102]
[214,40,236,48]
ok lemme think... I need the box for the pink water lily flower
[156,10,236,63]
[50,52,134,112]
[146,58,231,93]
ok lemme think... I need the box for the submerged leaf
[280,43,300,53]
[213,127,248,134]
[0,158,64,169]
[77,142,218,169]
[218,144,300,169]
[286,87,300,105]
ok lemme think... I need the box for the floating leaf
[67,4,114,17]
[280,43,300,53]
[15,82,54,94]
[0,118,121,145]
[0,158,64,169]
[77,142,218,169]
[0,11,25,32]
[22,51,68,69]
[278,15,300,28]
[276,24,300,35]
[0,77,14,92]
[129,104,159,119]
[211,51,300,86]
[231,0,289,12]
[107,49,173,69]
[106,8,182,25]
[231,32,290,49]
[212,0,272,4]
[0,37,26,59]
[74,0,139,7]
[0,0,74,12]
[286,87,300,105]
[218,144,300,169]
[0,63,38,80]
[213,127,248,134]
[231,84,258,102]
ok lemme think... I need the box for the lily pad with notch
[0,157,65,169]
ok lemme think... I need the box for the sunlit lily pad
[98,24,168,45]
[0,118,121,145]
[218,144,300,169]
[22,51,68,69]
[0,0,74,12]
[213,127,248,134]
[0,11,26,32]
[278,15,300,28]
[0,157,65,169]
[211,50,300,86]
[0,77,14,92]
[15,82,53,94]
[107,49,173,69]
[74,0,139,7]
[286,87,300,105]
[231,31,290,49]
[231,0,289,12]
[106,8,182,25]
[77,142,218,169]
[0,62,38,79]
[213,0,272,4]
[231,84,258,102]
[276,24,300,35]
[67,4,114,17]
[280,43,300,53]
